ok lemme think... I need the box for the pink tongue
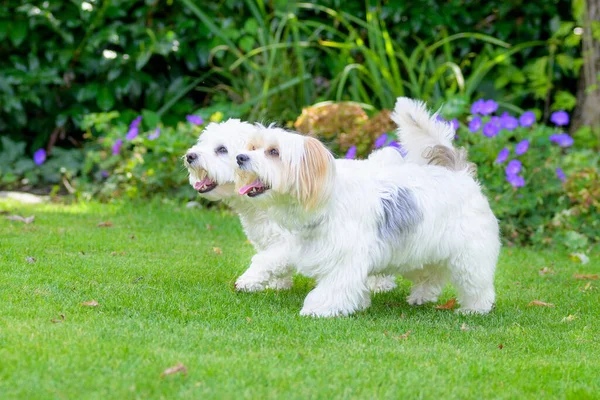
[238,179,263,195]
[194,177,213,190]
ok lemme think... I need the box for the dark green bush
[1,0,579,154]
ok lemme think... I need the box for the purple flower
[451,119,460,131]
[519,111,536,127]
[33,148,46,165]
[556,168,566,182]
[481,100,498,116]
[550,110,569,126]
[549,133,574,148]
[345,145,357,159]
[130,115,142,128]
[148,127,160,140]
[483,122,500,137]
[126,116,142,140]
[126,127,139,140]
[436,115,446,123]
[468,116,482,133]
[112,139,123,155]
[374,133,388,149]
[186,115,204,125]
[471,99,485,115]
[506,174,525,188]
[505,159,522,176]
[499,112,519,131]
[101,170,109,178]
[505,159,524,188]
[495,148,509,164]
[515,139,529,155]
[388,141,408,157]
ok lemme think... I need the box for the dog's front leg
[300,263,370,318]
[235,244,293,292]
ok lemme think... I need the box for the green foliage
[180,0,321,122]
[2,0,580,154]
[439,106,597,248]
[76,111,223,202]
[0,136,82,192]
[455,120,566,245]
[0,0,239,149]
[292,3,546,110]
[540,167,600,247]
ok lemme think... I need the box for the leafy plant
[76,108,230,202]
[0,136,83,193]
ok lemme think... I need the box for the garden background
[2,0,599,250]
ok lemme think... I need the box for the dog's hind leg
[447,249,497,315]
[404,264,448,305]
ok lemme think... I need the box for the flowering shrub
[0,137,82,194]
[76,111,221,201]
[444,102,576,245]
[293,103,396,157]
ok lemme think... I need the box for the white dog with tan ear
[234,98,500,317]
[184,119,400,293]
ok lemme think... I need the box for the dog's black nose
[186,153,198,164]
[236,154,249,166]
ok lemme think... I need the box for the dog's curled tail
[391,97,476,177]
[423,145,477,178]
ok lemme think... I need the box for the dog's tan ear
[298,137,333,209]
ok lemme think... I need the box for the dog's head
[234,125,334,210]
[184,119,255,201]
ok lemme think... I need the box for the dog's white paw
[406,288,438,306]
[300,288,370,318]
[455,307,492,315]
[367,275,397,293]
[299,306,344,318]
[455,301,495,315]
[235,274,267,292]
[266,277,293,290]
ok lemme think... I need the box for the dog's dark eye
[268,148,279,157]
[215,146,228,154]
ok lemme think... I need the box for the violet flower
[345,146,357,159]
[33,149,46,165]
[515,139,529,155]
[186,115,204,125]
[495,148,509,164]
[519,111,536,127]
[550,110,569,126]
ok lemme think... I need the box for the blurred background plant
[1,0,598,250]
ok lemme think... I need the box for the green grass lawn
[1,199,599,399]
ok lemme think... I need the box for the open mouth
[238,179,269,197]
[193,177,218,193]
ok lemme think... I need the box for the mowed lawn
[1,199,599,400]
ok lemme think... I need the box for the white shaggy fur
[234,99,500,317]
[184,119,398,292]
[391,97,454,165]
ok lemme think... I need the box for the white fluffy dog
[234,98,500,317]
[184,119,399,293]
